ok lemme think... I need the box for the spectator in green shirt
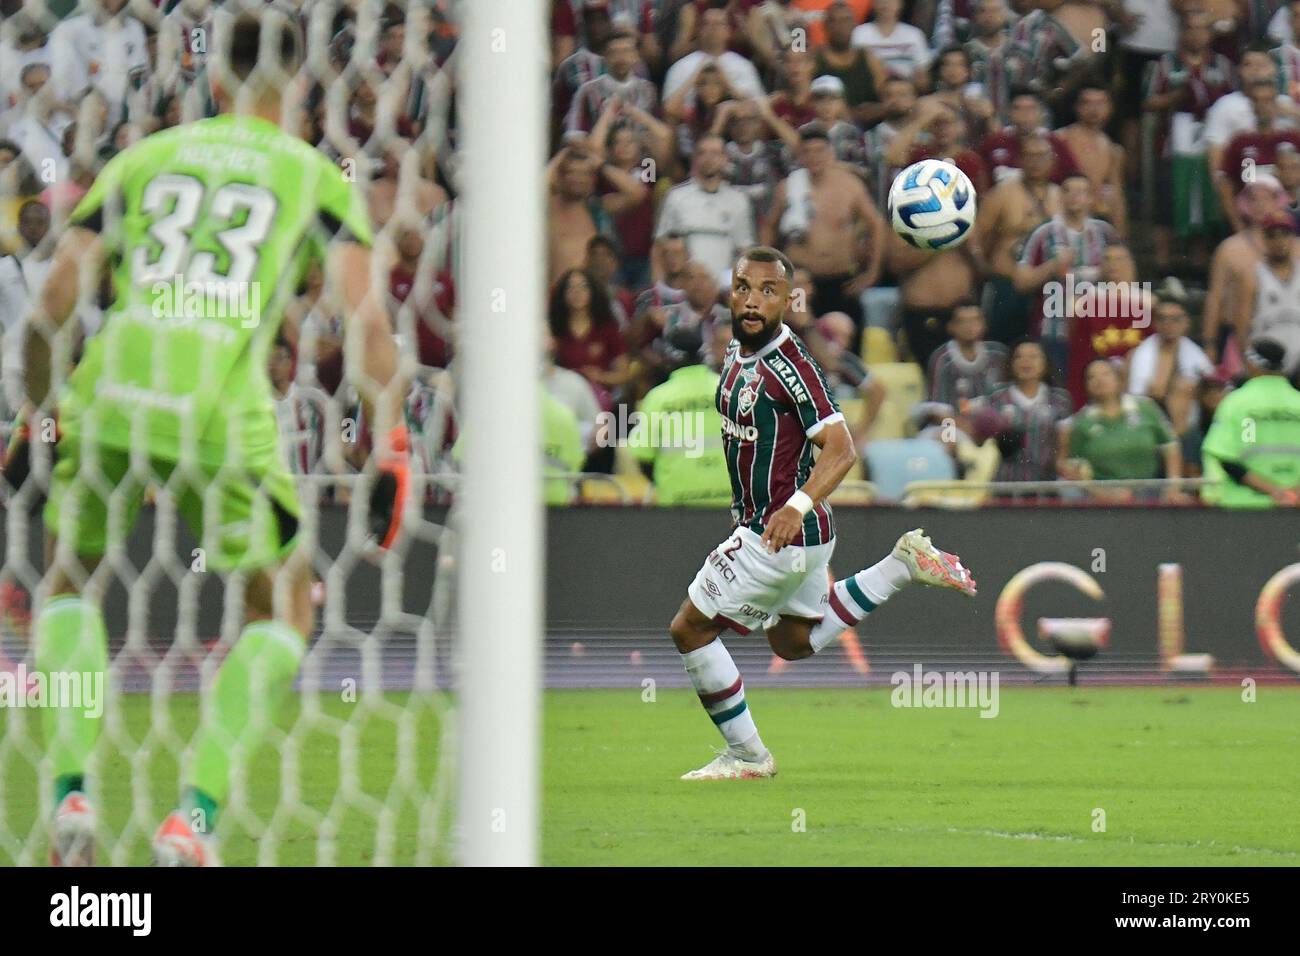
[1062,359,1186,503]
[629,326,731,506]
[1201,338,1300,509]
[453,388,584,505]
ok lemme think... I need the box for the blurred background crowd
[3,0,1300,508]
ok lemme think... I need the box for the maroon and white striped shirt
[716,325,843,546]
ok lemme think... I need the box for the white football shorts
[687,526,836,634]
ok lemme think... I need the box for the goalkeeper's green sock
[185,620,305,834]
[34,595,109,803]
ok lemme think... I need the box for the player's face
[730,259,789,351]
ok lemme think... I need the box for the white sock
[680,639,767,761]
[809,554,912,653]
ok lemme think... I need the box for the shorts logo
[738,603,767,621]
[706,579,722,597]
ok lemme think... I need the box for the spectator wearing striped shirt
[973,338,1075,482]
[922,302,1009,420]
[270,338,327,479]
[1014,173,1119,386]
[1003,0,1097,121]
[963,0,1013,125]
[566,26,659,135]
[553,2,616,142]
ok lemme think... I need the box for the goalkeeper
[13,11,409,866]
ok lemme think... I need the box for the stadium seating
[863,362,925,441]
[863,437,956,502]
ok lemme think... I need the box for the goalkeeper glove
[368,424,410,549]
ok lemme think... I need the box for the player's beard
[732,311,781,352]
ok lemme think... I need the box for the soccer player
[670,246,977,780]
[13,11,409,865]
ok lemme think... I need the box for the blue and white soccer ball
[887,159,977,251]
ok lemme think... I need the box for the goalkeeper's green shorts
[44,436,302,573]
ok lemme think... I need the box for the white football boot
[50,792,97,867]
[892,528,977,596]
[680,750,778,780]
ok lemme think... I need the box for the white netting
[0,0,460,865]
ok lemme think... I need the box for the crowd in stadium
[544,0,1300,506]
[3,0,1300,507]
[0,0,460,501]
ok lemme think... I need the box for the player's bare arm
[759,418,855,554]
[328,240,404,437]
[23,226,102,410]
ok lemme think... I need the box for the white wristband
[787,490,814,516]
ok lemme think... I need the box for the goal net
[0,0,475,866]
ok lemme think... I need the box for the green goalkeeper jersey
[61,113,372,471]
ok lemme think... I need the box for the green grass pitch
[2,686,1298,865]
[545,686,1300,866]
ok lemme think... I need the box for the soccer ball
[888,159,976,251]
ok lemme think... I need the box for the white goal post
[455,0,545,866]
